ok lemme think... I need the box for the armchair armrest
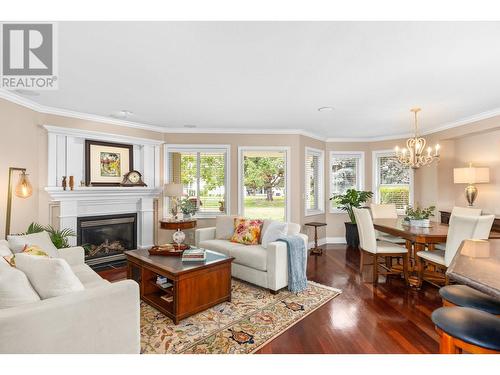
[0,280,140,353]
[195,227,216,246]
[57,246,85,266]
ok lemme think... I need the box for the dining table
[447,239,500,299]
[372,217,500,287]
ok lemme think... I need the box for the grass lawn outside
[243,195,285,221]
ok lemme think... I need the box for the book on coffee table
[182,248,206,262]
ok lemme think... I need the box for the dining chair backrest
[451,206,482,217]
[472,214,495,240]
[370,203,398,219]
[444,215,481,267]
[354,207,377,253]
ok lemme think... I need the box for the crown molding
[0,89,167,134]
[2,88,500,142]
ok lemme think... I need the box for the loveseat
[0,239,140,354]
[195,216,308,293]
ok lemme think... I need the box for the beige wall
[2,95,500,245]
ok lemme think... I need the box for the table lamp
[5,167,33,239]
[164,183,184,219]
[453,163,490,206]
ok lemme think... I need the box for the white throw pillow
[7,231,59,258]
[0,242,12,257]
[14,253,84,299]
[261,221,288,249]
[216,215,238,240]
[0,261,41,309]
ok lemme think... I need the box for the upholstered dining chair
[354,207,409,285]
[417,214,494,286]
[370,203,405,244]
[435,207,482,251]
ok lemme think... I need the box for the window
[305,147,324,216]
[373,151,413,210]
[238,147,290,222]
[329,152,364,212]
[165,145,230,217]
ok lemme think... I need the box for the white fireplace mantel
[43,125,164,250]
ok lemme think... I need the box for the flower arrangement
[179,198,197,217]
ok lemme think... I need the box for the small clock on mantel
[121,170,147,187]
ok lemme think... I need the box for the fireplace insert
[77,213,137,266]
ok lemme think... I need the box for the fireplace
[77,213,137,266]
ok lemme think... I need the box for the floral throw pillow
[3,245,49,267]
[231,218,263,245]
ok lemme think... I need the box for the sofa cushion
[198,239,234,256]
[0,240,12,257]
[198,239,267,271]
[15,253,84,299]
[230,244,267,271]
[0,260,41,309]
[261,221,287,249]
[71,264,108,288]
[231,218,263,245]
[7,231,59,258]
[216,215,238,240]
[287,223,301,236]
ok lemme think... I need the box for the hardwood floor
[99,244,442,354]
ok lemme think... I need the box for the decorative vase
[344,222,360,248]
[172,229,186,246]
[62,176,67,191]
[69,176,74,191]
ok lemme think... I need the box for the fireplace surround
[77,213,137,265]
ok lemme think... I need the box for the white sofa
[195,218,308,293]
[0,240,140,354]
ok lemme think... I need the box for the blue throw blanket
[277,235,308,293]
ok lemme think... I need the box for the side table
[159,219,197,247]
[304,222,327,256]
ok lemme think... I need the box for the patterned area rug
[141,279,341,354]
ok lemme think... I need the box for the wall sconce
[5,167,33,239]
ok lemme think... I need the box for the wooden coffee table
[125,248,234,324]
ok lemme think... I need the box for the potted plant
[23,222,76,249]
[330,189,373,247]
[404,205,435,227]
[179,198,197,219]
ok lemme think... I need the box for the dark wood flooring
[99,244,442,354]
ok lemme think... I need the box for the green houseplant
[404,205,435,227]
[330,189,373,247]
[23,222,76,249]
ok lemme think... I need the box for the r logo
[2,23,53,76]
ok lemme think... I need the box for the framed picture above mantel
[85,140,134,186]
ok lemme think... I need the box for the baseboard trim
[308,237,347,247]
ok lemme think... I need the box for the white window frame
[329,151,365,214]
[238,146,291,222]
[372,149,414,214]
[163,144,231,219]
[304,147,325,217]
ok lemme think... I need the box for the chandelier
[395,108,440,169]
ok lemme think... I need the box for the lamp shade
[164,183,184,197]
[453,167,490,184]
[15,171,33,198]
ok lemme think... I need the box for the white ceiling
[12,21,500,139]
